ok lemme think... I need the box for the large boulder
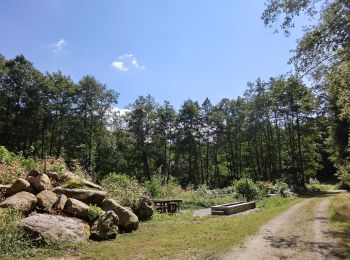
[53,188,107,206]
[6,178,33,196]
[0,191,37,214]
[65,198,89,219]
[83,180,102,190]
[90,210,119,241]
[21,214,90,243]
[132,197,154,221]
[101,199,139,232]
[54,194,67,211]
[36,190,58,212]
[26,170,51,192]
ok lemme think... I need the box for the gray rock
[21,214,90,243]
[83,180,102,190]
[26,171,51,192]
[90,210,119,240]
[36,190,58,212]
[0,191,37,214]
[65,198,89,219]
[6,178,33,196]
[53,188,107,206]
[101,199,139,232]
[54,194,67,211]
[132,197,154,221]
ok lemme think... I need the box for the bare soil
[223,193,345,260]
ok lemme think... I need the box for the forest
[0,0,349,190]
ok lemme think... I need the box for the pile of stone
[0,170,154,243]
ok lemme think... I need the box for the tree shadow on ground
[263,233,345,259]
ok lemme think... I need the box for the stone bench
[211,201,256,215]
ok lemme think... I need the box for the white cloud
[112,54,145,72]
[111,61,128,72]
[131,58,145,70]
[119,54,133,59]
[53,38,67,53]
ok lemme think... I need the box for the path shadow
[263,234,345,259]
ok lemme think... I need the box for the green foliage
[256,181,274,197]
[0,145,13,164]
[144,175,182,199]
[232,178,259,201]
[62,178,85,189]
[336,163,350,190]
[20,156,38,172]
[0,209,32,256]
[87,205,104,223]
[144,177,163,198]
[272,180,293,197]
[101,173,146,207]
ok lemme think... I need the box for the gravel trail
[223,194,343,260]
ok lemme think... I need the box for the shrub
[0,209,32,256]
[272,180,293,197]
[87,205,104,223]
[62,178,85,189]
[0,146,13,164]
[144,176,163,198]
[20,156,38,172]
[336,163,350,191]
[101,173,146,207]
[0,147,27,184]
[256,181,274,197]
[232,178,259,201]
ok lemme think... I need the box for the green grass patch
[75,197,300,259]
[329,193,350,258]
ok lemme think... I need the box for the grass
[180,194,238,210]
[329,192,350,258]
[71,197,300,259]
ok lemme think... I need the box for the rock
[26,171,51,192]
[132,197,154,221]
[21,214,90,243]
[0,184,10,198]
[54,194,67,211]
[53,188,107,206]
[90,210,119,240]
[83,180,102,190]
[65,198,89,219]
[0,191,37,214]
[36,190,58,212]
[101,199,139,232]
[46,171,58,181]
[60,171,77,182]
[6,178,33,196]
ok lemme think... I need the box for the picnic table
[152,199,183,213]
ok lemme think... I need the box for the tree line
[0,0,349,187]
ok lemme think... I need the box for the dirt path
[223,194,343,260]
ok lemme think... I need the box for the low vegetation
[87,205,105,223]
[329,193,350,258]
[0,209,32,256]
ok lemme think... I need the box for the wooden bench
[152,199,183,213]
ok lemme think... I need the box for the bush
[20,156,38,172]
[87,205,104,223]
[272,180,293,197]
[0,209,32,256]
[0,147,27,184]
[336,163,350,190]
[101,173,146,207]
[0,146,13,164]
[144,176,163,198]
[256,181,274,197]
[232,178,259,201]
[62,178,85,189]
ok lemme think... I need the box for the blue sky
[0,1,308,108]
